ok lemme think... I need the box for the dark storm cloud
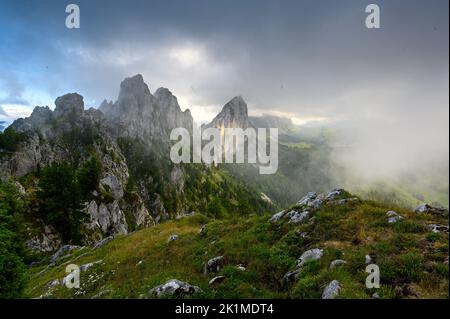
[0,0,448,179]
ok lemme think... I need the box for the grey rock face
[100,74,193,142]
[53,93,84,119]
[297,192,317,206]
[205,96,252,130]
[307,195,324,210]
[203,256,224,274]
[322,280,341,299]
[297,248,323,267]
[148,279,202,298]
[131,197,154,228]
[88,201,128,235]
[287,210,310,223]
[154,87,193,134]
[100,174,124,200]
[26,225,61,253]
[269,210,286,223]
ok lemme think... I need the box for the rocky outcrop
[26,225,62,253]
[286,210,310,223]
[50,245,81,263]
[322,280,341,299]
[148,279,202,298]
[168,234,179,242]
[87,201,128,235]
[414,203,449,217]
[387,211,403,223]
[203,256,224,274]
[209,276,226,286]
[100,74,193,142]
[297,248,323,267]
[282,270,300,286]
[330,259,347,269]
[428,224,449,233]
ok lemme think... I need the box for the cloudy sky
[0,0,448,130]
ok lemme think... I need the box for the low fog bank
[327,109,449,208]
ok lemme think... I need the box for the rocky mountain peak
[53,93,84,119]
[119,74,150,97]
[206,96,252,129]
[154,87,181,112]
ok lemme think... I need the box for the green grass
[25,195,449,299]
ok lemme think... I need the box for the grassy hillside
[25,191,449,299]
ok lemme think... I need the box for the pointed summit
[206,96,252,129]
[117,74,153,109]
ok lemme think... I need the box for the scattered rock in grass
[50,245,81,263]
[80,260,103,272]
[295,231,308,238]
[236,264,246,271]
[148,279,202,298]
[372,292,380,299]
[325,188,344,200]
[203,256,224,274]
[297,248,323,267]
[287,210,310,223]
[168,234,179,242]
[282,270,300,286]
[365,255,373,264]
[394,284,420,298]
[93,236,114,249]
[427,224,449,233]
[330,259,347,269]
[45,279,61,291]
[414,203,449,217]
[199,225,207,235]
[269,210,286,223]
[322,280,341,299]
[387,211,403,223]
[136,260,143,266]
[209,276,226,286]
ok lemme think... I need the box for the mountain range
[0,74,448,299]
